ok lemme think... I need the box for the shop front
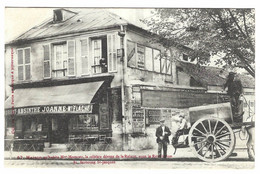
[5,79,112,152]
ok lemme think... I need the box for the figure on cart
[223,72,244,122]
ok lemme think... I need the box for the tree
[143,9,255,78]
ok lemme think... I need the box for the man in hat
[223,72,243,119]
[155,118,171,158]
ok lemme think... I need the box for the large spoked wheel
[188,117,235,162]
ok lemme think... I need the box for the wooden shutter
[17,49,24,80]
[24,48,31,80]
[127,40,136,67]
[166,58,172,75]
[160,57,166,73]
[81,39,89,75]
[153,49,161,73]
[107,34,118,72]
[67,40,76,76]
[145,47,153,71]
[43,45,51,78]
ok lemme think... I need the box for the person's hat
[229,72,236,75]
[160,118,165,123]
[179,114,185,118]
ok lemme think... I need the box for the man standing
[223,72,243,120]
[156,118,171,158]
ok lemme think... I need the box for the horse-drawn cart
[175,102,255,162]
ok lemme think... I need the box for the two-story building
[5,8,245,152]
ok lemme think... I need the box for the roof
[176,61,255,88]
[8,9,131,44]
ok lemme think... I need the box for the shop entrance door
[51,117,68,144]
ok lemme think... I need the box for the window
[145,47,153,71]
[137,44,145,69]
[53,43,67,77]
[17,48,31,81]
[107,34,118,72]
[70,114,99,130]
[126,41,163,73]
[91,38,108,74]
[81,39,89,75]
[127,40,136,67]
[161,50,172,75]
[53,9,63,22]
[43,45,51,78]
[92,39,102,74]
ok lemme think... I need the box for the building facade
[5,8,253,152]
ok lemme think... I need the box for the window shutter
[81,39,89,75]
[160,57,166,73]
[24,48,31,80]
[67,40,76,76]
[107,34,118,72]
[145,47,153,71]
[17,49,24,80]
[166,58,172,75]
[153,49,161,73]
[43,45,51,78]
[127,40,136,67]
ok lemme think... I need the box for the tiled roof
[9,9,130,43]
[176,61,255,88]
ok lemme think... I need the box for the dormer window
[54,9,63,22]
[53,9,77,23]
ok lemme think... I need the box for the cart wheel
[188,117,235,162]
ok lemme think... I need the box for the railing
[5,139,45,151]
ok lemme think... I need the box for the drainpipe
[118,25,126,150]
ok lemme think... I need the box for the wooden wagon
[186,102,254,162]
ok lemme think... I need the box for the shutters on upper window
[107,34,118,72]
[67,40,76,76]
[17,48,31,81]
[81,39,89,75]
[43,44,51,78]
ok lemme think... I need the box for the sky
[5,8,153,43]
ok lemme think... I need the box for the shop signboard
[5,104,93,115]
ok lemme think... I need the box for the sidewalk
[4,146,249,161]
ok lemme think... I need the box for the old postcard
[2,1,256,171]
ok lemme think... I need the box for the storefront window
[70,114,99,130]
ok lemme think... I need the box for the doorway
[51,116,69,144]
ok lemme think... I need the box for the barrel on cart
[187,102,254,162]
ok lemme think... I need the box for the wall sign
[132,108,145,133]
[145,109,161,124]
[142,90,229,108]
[5,104,93,115]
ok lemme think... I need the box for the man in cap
[155,118,171,158]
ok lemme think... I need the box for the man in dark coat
[223,72,243,118]
[156,118,171,158]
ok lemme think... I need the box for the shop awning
[5,81,104,109]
